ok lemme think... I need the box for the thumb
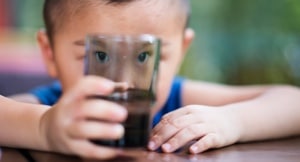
[68,76,115,101]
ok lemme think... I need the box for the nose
[115,70,135,88]
[109,61,135,88]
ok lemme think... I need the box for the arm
[183,80,300,140]
[9,94,41,104]
[0,77,128,159]
[228,85,300,141]
[0,95,49,150]
[149,80,300,154]
[182,79,270,106]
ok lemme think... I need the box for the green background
[6,0,300,85]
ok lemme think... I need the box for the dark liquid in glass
[90,88,154,148]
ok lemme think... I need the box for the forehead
[58,0,183,39]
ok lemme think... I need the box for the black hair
[43,0,190,44]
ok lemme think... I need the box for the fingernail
[148,141,156,150]
[162,143,172,152]
[190,145,198,154]
[101,81,115,91]
[96,82,115,95]
[116,106,127,117]
[113,125,124,134]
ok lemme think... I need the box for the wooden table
[1,136,300,162]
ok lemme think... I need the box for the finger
[78,100,127,122]
[151,106,198,135]
[71,140,120,160]
[189,133,220,154]
[69,76,115,101]
[161,124,208,153]
[68,121,124,140]
[148,114,199,150]
[114,82,130,91]
[148,119,179,150]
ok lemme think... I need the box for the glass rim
[86,33,160,42]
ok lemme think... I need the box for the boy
[4,0,300,160]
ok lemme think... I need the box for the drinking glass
[85,34,160,148]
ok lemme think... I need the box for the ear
[182,28,195,56]
[36,29,58,78]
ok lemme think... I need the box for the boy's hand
[39,76,127,159]
[148,105,241,154]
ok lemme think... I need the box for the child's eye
[94,51,109,63]
[137,51,150,63]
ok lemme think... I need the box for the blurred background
[1,0,300,96]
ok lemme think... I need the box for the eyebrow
[74,40,85,46]
[73,39,107,47]
[73,39,169,47]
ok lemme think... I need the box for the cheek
[152,44,183,112]
[56,54,85,92]
[157,60,175,97]
[151,71,172,117]
[152,59,177,113]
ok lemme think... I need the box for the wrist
[223,105,244,143]
[37,106,51,151]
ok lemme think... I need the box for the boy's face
[38,1,194,114]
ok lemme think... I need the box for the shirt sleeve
[30,81,62,106]
[152,76,185,127]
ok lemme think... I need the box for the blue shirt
[30,77,184,126]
